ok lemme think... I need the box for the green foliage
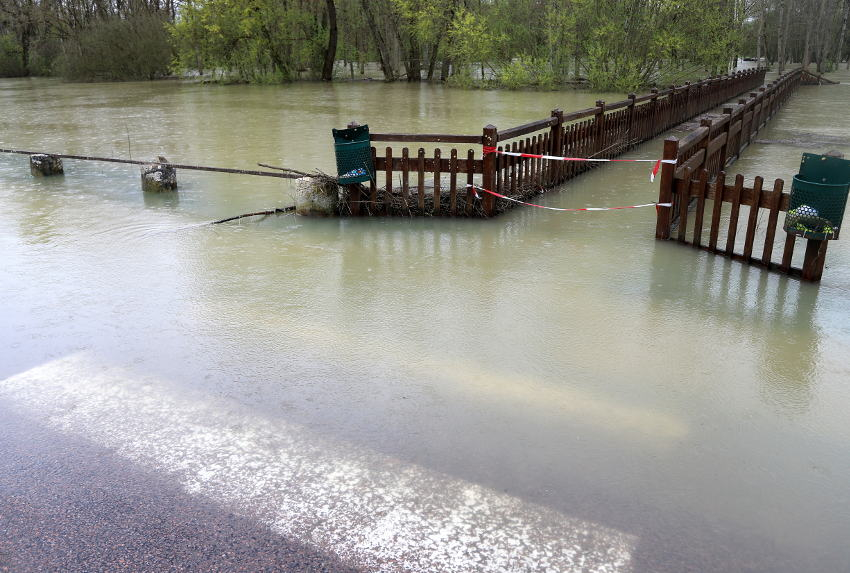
[169,0,333,82]
[57,13,173,81]
[8,0,843,88]
[496,55,556,90]
[0,33,26,77]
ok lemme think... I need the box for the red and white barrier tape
[467,184,672,212]
[482,146,676,182]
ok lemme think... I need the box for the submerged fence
[653,68,834,281]
[344,68,769,217]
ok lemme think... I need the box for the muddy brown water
[1,70,849,572]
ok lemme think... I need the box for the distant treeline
[0,0,847,89]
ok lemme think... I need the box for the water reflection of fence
[654,68,833,281]
[347,68,770,217]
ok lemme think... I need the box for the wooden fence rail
[653,68,831,281]
[656,67,803,236]
[656,168,829,281]
[346,67,773,217]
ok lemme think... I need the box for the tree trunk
[407,39,421,82]
[361,0,396,81]
[835,0,849,65]
[321,0,337,81]
[803,9,813,69]
[756,0,766,66]
[19,30,30,76]
[427,38,442,80]
[813,0,831,72]
[778,0,790,74]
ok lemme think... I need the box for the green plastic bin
[332,124,374,185]
[784,153,850,240]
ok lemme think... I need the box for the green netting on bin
[332,125,374,185]
[784,153,850,240]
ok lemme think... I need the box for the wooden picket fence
[654,68,831,281]
[344,68,770,217]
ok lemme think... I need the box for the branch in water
[257,163,311,177]
[211,206,296,224]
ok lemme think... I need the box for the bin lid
[798,153,850,185]
[333,124,370,144]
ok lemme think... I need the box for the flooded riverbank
[1,71,849,572]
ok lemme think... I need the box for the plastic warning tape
[482,146,676,182]
[467,184,672,212]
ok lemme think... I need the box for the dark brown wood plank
[370,133,481,144]
[742,176,764,259]
[417,148,425,211]
[465,149,475,215]
[374,157,483,174]
[370,146,378,207]
[495,145,503,194]
[692,169,709,248]
[401,147,410,209]
[433,148,441,215]
[779,233,797,273]
[708,172,726,251]
[450,149,458,216]
[676,167,692,243]
[384,147,393,213]
[497,117,557,142]
[725,174,744,255]
[509,141,518,195]
[801,239,829,281]
[761,178,784,265]
[675,149,706,179]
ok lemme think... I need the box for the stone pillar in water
[141,157,177,192]
[295,177,339,216]
[30,154,64,176]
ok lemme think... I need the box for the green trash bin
[332,124,374,185]
[784,153,850,240]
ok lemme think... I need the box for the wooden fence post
[482,124,498,216]
[650,88,659,137]
[549,108,564,185]
[699,117,713,175]
[594,100,606,156]
[720,107,734,168]
[801,239,829,281]
[626,93,636,146]
[655,136,679,239]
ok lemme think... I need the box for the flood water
[1,71,850,572]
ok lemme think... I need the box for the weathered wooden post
[649,88,659,137]
[593,100,606,157]
[141,157,177,192]
[801,240,829,281]
[720,106,734,168]
[698,117,713,174]
[482,124,498,216]
[626,93,636,145]
[549,108,563,185]
[30,154,63,176]
[666,85,677,130]
[655,137,679,240]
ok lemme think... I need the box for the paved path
[0,353,634,572]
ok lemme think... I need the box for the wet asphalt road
[0,403,362,573]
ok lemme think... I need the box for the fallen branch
[257,163,312,177]
[211,206,296,224]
